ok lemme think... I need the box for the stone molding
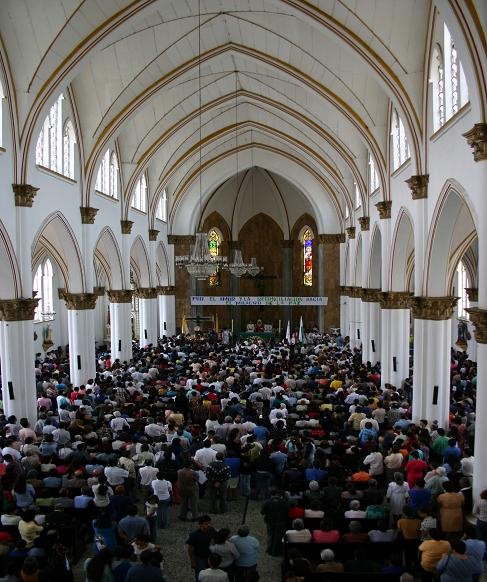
[406,174,429,200]
[361,288,382,303]
[465,287,478,302]
[466,307,487,344]
[121,220,134,235]
[318,233,345,244]
[149,229,159,241]
[0,298,39,321]
[167,234,195,245]
[346,226,356,240]
[380,291,413,309]
[340,285,351,296]
[93,286,105,297]
[347,286,362,298]
[134,287,158,299]
[107,289,133,303]
[62,292,98,310]
[463,123,487,162]
[375,200,392,219]
[358,216,370,231]
[157,285,175,295]
[80,206,99,224]
[13,184,39,208]
[280,239,294,248]
[411,296,458,320]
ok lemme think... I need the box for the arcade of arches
[0,1,486,501]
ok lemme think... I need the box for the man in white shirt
[194,441,218,469]
[104,459,129,487]
[139,461,160,487]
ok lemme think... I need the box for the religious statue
[42,323,54,352]
[255,319,264,332]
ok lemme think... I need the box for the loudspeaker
[393,356,397,372]
[118,340,122,351]
[77,355,81,370]
[371,340,375,353]
[8,381,14,400]
[144,329,148,339]
[163,322,167,331]
[357,329,360,340]
[433,385,439,405]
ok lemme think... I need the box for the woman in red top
[405,450,427,488]
[312,518,340,543]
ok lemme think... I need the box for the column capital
[406,174,429,200]
[347,286,362,298]
[63,293,98,310]
[318,233,345,244]
[58,288,67,301]
[0,298,39,321]
[134,287,158,299]
[380,291,413,309]
[358,216,370,231]
[157,285,175,295]
[80,206,99,224]
[149,229,159,241]
[167,234,195,245]
[280,239,294,248]
[465,287,478,302]
[121,220,134,235]
[375,200,392,219]
[93,286,105,297]
[463,123,487,161]
[411,296,458,320]
[12,184,39,208]
[107,289,133,303]
[346,226,356,240]
[361,288,382,302]
[340,285,351,296]
[465,307,487,343]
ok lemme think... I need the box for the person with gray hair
[285,518,312,543]
[229,525,260,581]
[316,548,345,573]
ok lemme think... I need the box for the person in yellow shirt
[329,376,343,390]
[418,529,451,574]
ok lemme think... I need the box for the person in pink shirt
[312,518,340,543]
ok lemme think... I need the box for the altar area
[238,320,275,340]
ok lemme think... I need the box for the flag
[285,320,291,343]
[298,316,305,344]
[181,315,188,335]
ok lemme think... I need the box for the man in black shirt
[186,515,216,581]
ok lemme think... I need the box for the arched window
[0,80,4,148]
[208,228,222,287]
[156,189,167,221]
[354,183,361,208]
[131,174,147,212]
[63,120,76,179]
[33,258,54,322]
[96,149,119,198]
[456,260,470,319]
[35,94,75,178]
[368,152,379,193]
[302,228,313,286]
[431,45,446,131]
[391,109,410,171]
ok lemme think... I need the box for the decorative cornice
[465,287,478,302]
[358,217,370,231]
[157,285,175,295]
[463,123,487,161]
[406,174,429,200]
[62,293,98,310]
[93,286,105,297]
[280,239,294,248]
[134,287,158,300]
[318,233,345,244]
[380,291,413,309]
[361,288,382,303]
[411,296,458,320]
[121,220,134,235]
[0,298,39,321]
[167,234,195,245]
[12,184,39,208]
[340,285,351,296]
[466,308,487,343]
[375,201,392,219]
[107,290,133,303]
[80,206,99,224]
[149,229,159,242]
[346,227,356,240]
[347,286,362,298]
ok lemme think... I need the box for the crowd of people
[0,329,482,582]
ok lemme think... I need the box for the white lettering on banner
[191,296,328,306]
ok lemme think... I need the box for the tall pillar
[228,241,242,335]
[168,235,194,332]
[281,240,294,332]
[12,185,39,297]
[157,286,176,337]
[348,286,362,350]
[465,288,478,361]
[411,297,458,429]
[107,290,133,363]
[135,288,158,347]
[340,286,350,340]
[0,298,38,423]
[379,292,412,387]
[361,289,381,365]
[63,293,97,387]
[320,233,343,332]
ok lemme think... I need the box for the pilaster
[358,217,370,231]
[107,290,133,303]
[410,296,458,320]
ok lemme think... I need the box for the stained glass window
[303,228,313,286]
[208,229,221,287]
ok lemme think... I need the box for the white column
[107,290,133,363]
[65,293,97,387]
[349,293,362,350]
[465,288,478,361]
[361,295,370,362]
[340,291,349,338]
[158,286,176,337]
[0,299,38,423]
[317,240,325,333]
[411,297,457,430]
[361,290,381,365]
[137,288,158,347]
[380,308,392,384]
[380,292,411,387]
[369,300,381,365]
